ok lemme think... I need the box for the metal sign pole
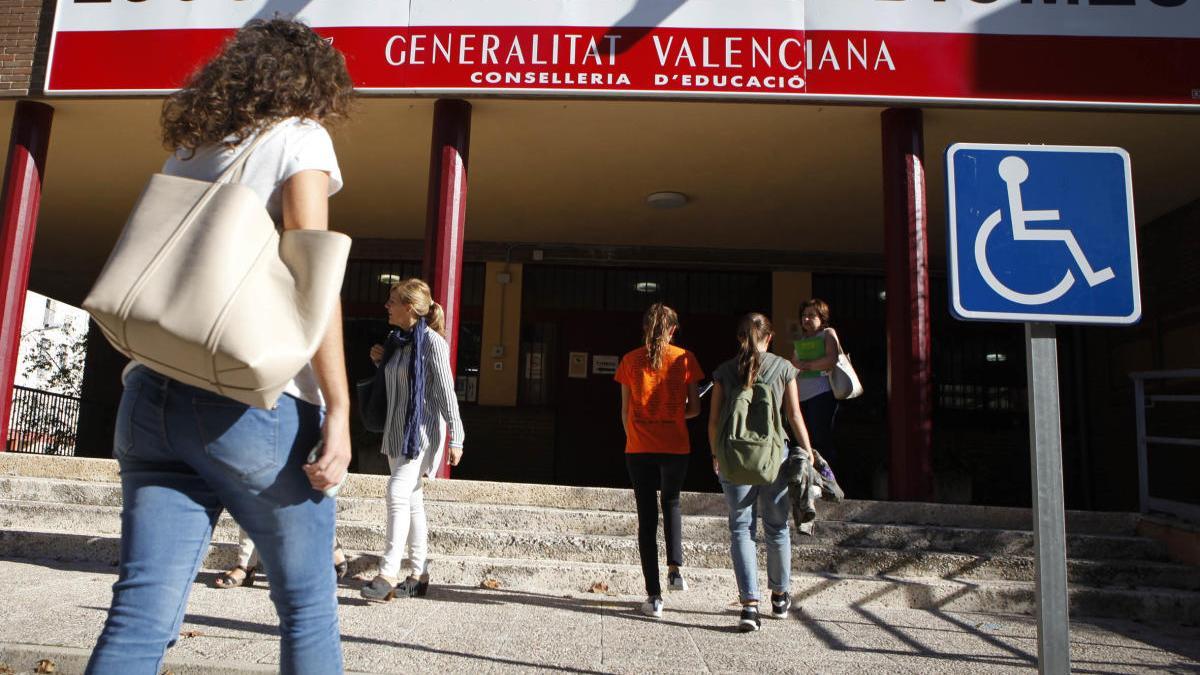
[1025,321,1072,675]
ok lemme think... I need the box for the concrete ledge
[4,526,1200,623]
[0,453,1141,534]
[1139,515,1200,567]
[3,502,1195,589]
[0,480,1168,560]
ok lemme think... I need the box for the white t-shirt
[161,117,344,407]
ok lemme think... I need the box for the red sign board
[46,1,1200,108]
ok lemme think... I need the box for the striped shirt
[382,328,465,464]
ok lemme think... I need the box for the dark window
[523,265,770,315]
[342,260,484,315]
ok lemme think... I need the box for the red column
[881,108,934,501]
[0,102,53,452]
[422,99,471,478]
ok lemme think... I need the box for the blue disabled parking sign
[946,144,1141,325]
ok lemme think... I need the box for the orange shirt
[614,344,704,455]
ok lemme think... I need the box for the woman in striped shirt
[361,278,465,602]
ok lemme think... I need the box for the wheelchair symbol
[975,156,1115,306]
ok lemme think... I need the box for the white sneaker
[738,605,762,632]
[770,592,792,620]
[667,569,688,592]
[640,595,664,618]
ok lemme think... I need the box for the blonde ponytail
[427,301,446,336]
[391,278,446,336]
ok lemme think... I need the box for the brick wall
[0,0,51,96]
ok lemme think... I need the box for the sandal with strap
[333,545,349,580]
[360,574,397,602]
[213,565,256,589]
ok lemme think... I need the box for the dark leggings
[800,390,839,466]
[625,453,689,597]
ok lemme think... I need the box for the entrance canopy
[7,97,1200,306]
[46,0,1200,108]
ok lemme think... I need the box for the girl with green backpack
[708,312,815,632]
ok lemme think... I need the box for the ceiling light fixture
[378,273,402,285]
[635,282,660,293]
[646,191,689,209]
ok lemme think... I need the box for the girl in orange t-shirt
[614,302,704,619]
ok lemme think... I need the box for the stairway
[2,452,1197,624]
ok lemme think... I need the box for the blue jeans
[87,366,342,675]
[720,468,792,603]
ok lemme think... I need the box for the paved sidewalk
[1,558,1197,674]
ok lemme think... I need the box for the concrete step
[3,499,1197,592]
[347,497,1166,561]
[0,473,1170,562]
[412,527,1200,592]
[2,527,1198,626]
[0,454,1143,535]
[2,480,1168,567]
[0,458,1143,536]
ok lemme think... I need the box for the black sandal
[333,545,349,580]
[213,564,256,589]
[360,575,397,602]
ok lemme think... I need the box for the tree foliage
[19,323,87,396]
[8,322,88,454]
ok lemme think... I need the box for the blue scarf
[387,318,428,460]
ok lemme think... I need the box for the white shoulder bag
[827,329,864,400]
[84,127,351,409]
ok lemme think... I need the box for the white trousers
[236,526,342,570]
[235,527,259,568]
[379,453,430,579]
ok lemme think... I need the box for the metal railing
[1132,369,1200,522]
[6,385,81,456]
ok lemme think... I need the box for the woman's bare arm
[783,378,814,460]
[282,169,351,492]
[620,384,631,437]
[707,382,724,474]
[684,381,701,419]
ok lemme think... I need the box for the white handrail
[1131,369,1200,522]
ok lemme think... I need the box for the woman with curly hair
[86,19,354,675]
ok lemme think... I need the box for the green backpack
[716,356,787,485]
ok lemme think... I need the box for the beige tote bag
[84,127,351,409]
[827,330,864,401]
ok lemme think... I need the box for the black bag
[356,338,397,433]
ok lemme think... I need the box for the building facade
[2,0,1198,510]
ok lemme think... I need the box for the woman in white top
[791,299,842,467]
[361,278,465,601]
[87,19,353,675]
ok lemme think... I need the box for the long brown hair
[161,18,354,154]
[736,313,774,389]
[642,303,679,370]
[392,278,446,337]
